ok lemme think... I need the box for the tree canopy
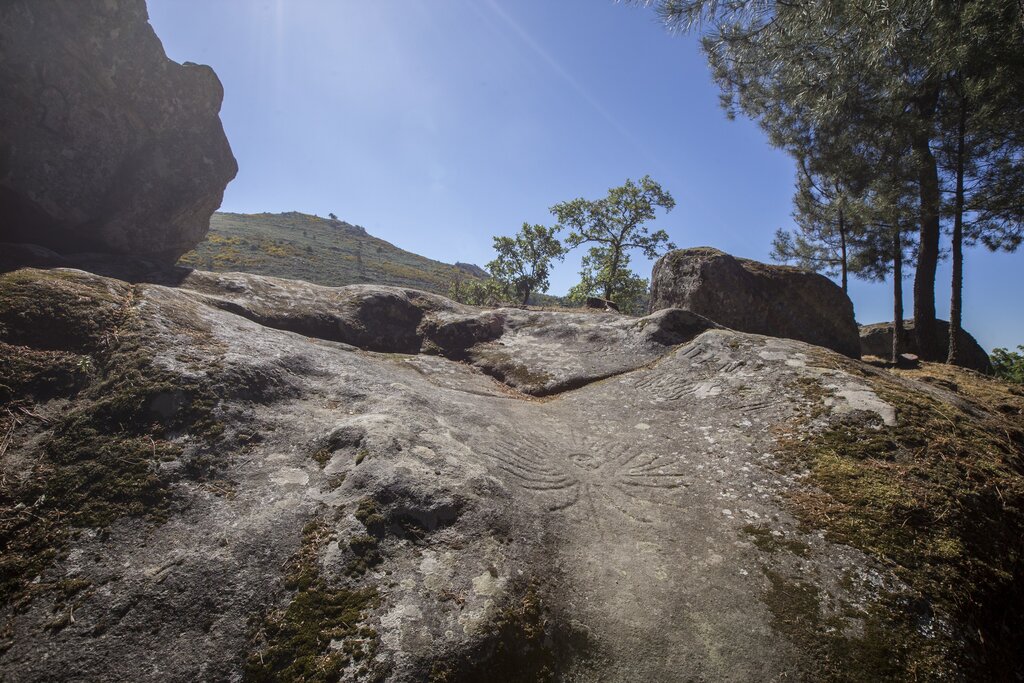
[566,246,651,315]
[486,223,566,305]
[551,176,676,307]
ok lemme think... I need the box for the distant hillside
[178,212,487,295]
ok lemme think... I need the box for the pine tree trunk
[912,132,941,360]
[893,229,905,363]
[947,102,967,366]
[839,208,848,293]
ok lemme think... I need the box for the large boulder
[649,247,861,358]
[0,0,237,263]
[860,319,993,373]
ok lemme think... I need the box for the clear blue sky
[148,0,1022,352]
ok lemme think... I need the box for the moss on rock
[774,356,1024,679]
[0,269,227,609]
[470,347,555,393]
[427,584,558,683]
[760,569,943,682]
[245,519,379,683]
[0,269,131,353]
[741,523,809,557]
[353,497,386,533]
[0,342,91,403]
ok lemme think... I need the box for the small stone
[897,353,920,369]
[585,297,620,312]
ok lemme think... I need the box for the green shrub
[991,345,1024,384]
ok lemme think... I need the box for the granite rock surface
[1,266,1021,682]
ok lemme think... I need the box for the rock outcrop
[2,265,1022,681]
[649,247,861,358]
[0,0,237,263]
[860,319,993,373]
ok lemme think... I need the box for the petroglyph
[481,434,691,523]
[736,397,777,415]
[635,377,726,401]
[634,343,747,402]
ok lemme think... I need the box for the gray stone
[897,353,921,369]
[860,319,993,373]
[649,247,861,358]
[0,266,1019,681]
[0,0,237,262]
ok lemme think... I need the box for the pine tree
[646,0,1024,362]
[935,0,1024,365]
[771,157,867,293]
[849,167,921,362]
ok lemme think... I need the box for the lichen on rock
[0,269,230,611]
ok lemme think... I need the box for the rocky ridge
[1,264,1021,682]
[178,213,490,296]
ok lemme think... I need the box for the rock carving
[482,435,690,524]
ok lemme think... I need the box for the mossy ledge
[774,356,1024,680]
[244,517,380,683]
[0,269,227,611]
[760,568,936,681]
[426,583,565,683]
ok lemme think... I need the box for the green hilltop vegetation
[178,212,489,295]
